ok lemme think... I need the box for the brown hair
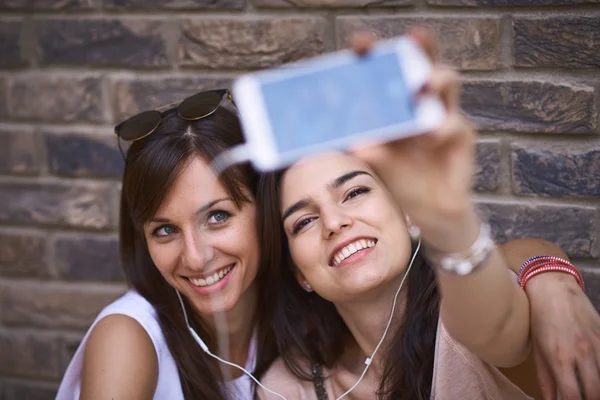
[258,170,440,399]
[119,107,277,398]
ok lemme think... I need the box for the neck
[197,282,258,377]
[335,273,408,374]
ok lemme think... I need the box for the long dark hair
[119,107,277,399]
[258,171,440,399]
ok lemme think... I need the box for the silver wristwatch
[424,222,495,276]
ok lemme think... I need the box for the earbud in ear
[405,215,421,241]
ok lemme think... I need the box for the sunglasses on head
[114,88,234,160]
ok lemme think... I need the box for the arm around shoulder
[80,314,158,400]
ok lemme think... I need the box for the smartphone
[232,36,446,172]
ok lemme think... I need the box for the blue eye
[152,225,177,237]
[207,210,231,225]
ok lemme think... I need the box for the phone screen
[258,51,415,154]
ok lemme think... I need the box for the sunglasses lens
[178,91,223,120]
[118,110,162,141]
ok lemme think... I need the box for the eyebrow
[281,170,373,223]
[149,197,230,223]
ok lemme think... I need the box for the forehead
[155,155,227,215]
[281,152,371,205]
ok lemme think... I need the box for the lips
[329,237,377,266]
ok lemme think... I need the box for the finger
[421,111,473,145]
[577,358,600,400]
[575,340,600,400]
[349,30,377,56]
[425,66,461,112]
[553,354,584,400]
[350,141,394,167]
[534,348,558,400]
[406,25,438,62]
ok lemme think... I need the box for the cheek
[289,235,320,278]
[147,241,180,276]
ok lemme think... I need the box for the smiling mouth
[187,264,234,287]
[330,239,377,266]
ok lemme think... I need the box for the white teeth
[188,265,234,287]
[332,239,376,266]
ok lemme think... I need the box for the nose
[181,231,214,271]
[321,204,353,239]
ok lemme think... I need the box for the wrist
[420,202,480,254]
[518,256,584,292]
[524,271,580,294]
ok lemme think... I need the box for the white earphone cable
[175,290,287,400]
[335,239,421,400]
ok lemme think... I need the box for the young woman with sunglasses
[56,95,278,399]
[257,30,600,400]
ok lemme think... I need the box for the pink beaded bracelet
[519,257,585,292]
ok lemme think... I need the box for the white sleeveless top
[56,290,257,400]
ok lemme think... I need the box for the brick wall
[0,0,599,397]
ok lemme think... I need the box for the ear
[404,214,421,240]
[293,268,305,287]
[293,268,314,292]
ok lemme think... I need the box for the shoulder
[258,357,316,400]
[81,314,159,400]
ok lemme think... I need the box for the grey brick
[462,81,596,134]
[474,140,500,192]
[428,0,599,4]
[0,330,61,379]
[512,144,600,198]
[0,280,125,329]
[179,18,326,69]
[336,17,501,71]
[0,20,24,67]
[0,231,48,277]
[36,19,169,68]
[0,129,40,175]
[0,181,114,229]
[44,132,123,178]
[6,76,104,123]
[0,0,93,10]
[255,0,411,7]
[477,201,597,258]
[514,16,600,69]
[55,235,123,281]
[102,0,245,9]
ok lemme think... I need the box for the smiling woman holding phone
[256,30,600,400]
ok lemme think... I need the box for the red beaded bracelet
[519,256,585,292]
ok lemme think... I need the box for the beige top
[259,320,533,400]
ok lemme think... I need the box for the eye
[207,210,231,225]
[292,216,316,234]
[152,225,178,238]
[344,187,370,202]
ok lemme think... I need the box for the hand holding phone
[349,28,480,254]
[232,33,445,172]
